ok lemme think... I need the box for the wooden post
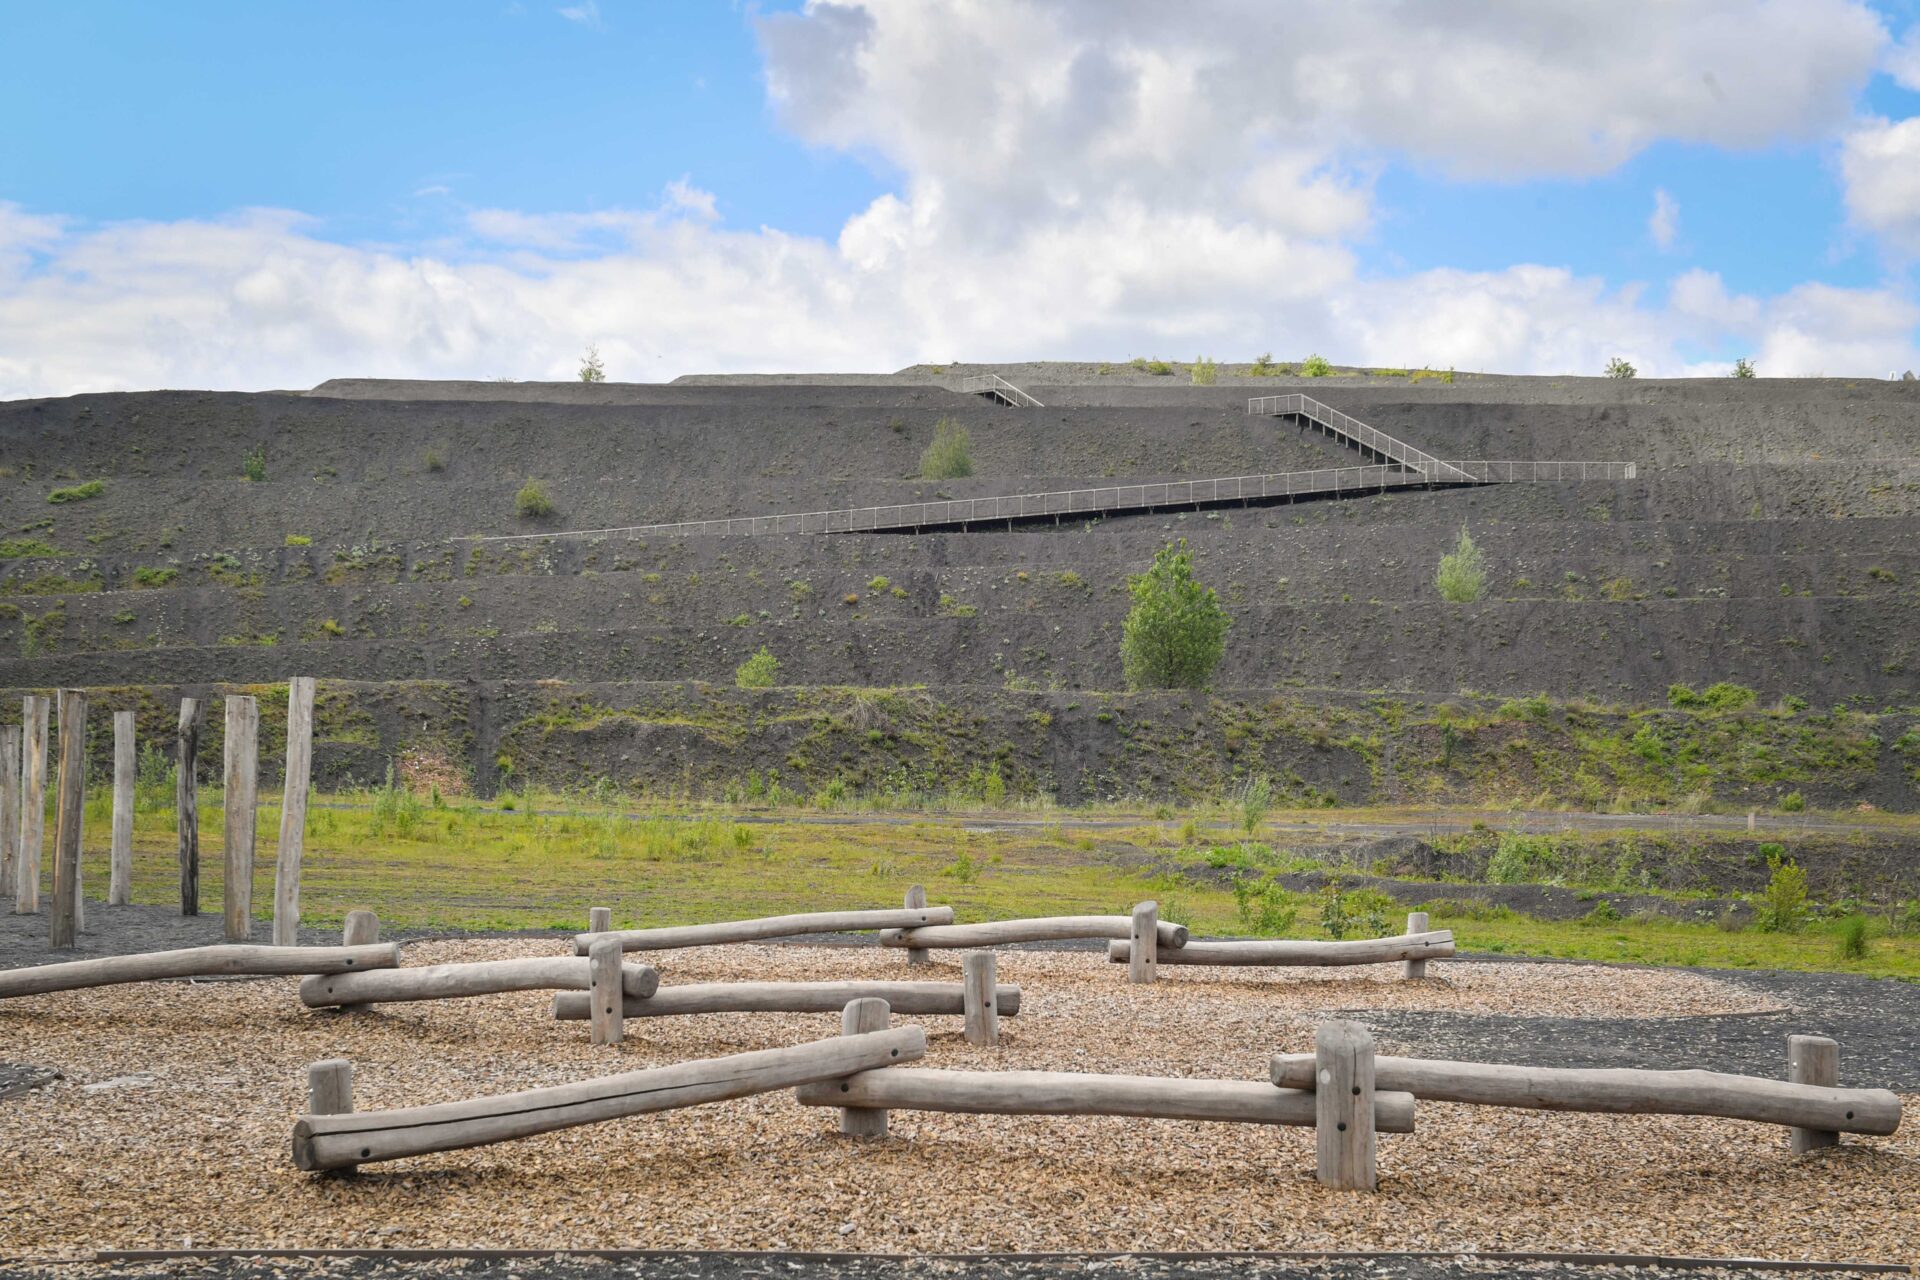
[588,937,624,1046]
[588,906,612,934]
[1315,1019,1378,1191]
[307,1059,356,1175]
[1403,911,1430,980]
[222,695,259,942]
[109,711,135,907]
[838,997,891,1137]
[177,698,200,916]
[962,951,999,1046]
[18,695,48,914]
[903,885,929,967]
[272,677,316,946]
[49,691,87,949]
[1129,900,1158,984]
[1747,810,1757,833]
[0,726,19,911]
[342,909,379,946]
[1788,1034,1841,1154]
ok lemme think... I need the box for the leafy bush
[1732,358,1756,379]
[578,345,606,383]
[242,444,266,482]
[369,763,425,839]
[1120,539,1229,690]
[0,538,59,559]
[1486,832,1560,884]
[919,417,973,480]
[1778,790,1806,813]
[1302,354,1332,377]
[515,478,554,518]
[1236,773,1272,836]
[1605,356,1637,378]
[1250,352,1277,376]
[1667,681,1757,713]
[1318,880,1391,940]
[130,566,177,588]
[867,576,890,591]
[1231,873,1298,936]
[1435,525,1486,602]
[1190,356,1218,385]
[285,534,311,547]
[1409,367,1455,384]
[133,741,175,812]
[47,479,105,504]
[1836,914,1869,960]
[735,645,779,689]
[1754,848,1808,932]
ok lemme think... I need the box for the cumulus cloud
[1649,189,1680,250]
[1840,116,1920,254]
[1886,24,1920,90]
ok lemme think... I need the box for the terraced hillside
[2,367,1916,808]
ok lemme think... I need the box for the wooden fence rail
[551,979,1021,1021]
[1109,930,1455,968]
[301,956,662,1009]
[575,906,955,955]
[880,912,1189,952]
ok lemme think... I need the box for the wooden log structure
[272,676,316,947]
[838,998,891,1138]
[1315,1019,1377,1190]
[0,726,18,908]
[341,910,380,947]
[575,906,955,955]
[16,695,48,915]
[221,695,259,942]
[588,906,612,934]
[1269,1051,1901,1136]
[109,711,135,906]
[1128,901,1157,984]
[587,937,624,1046]
[301,955,661,1009]
[902,885,929,968]
[0,942,400,999]
[49,690,88,949]
[176,698,200,916]
[797,1068,1416,1132]
[1402,912,1430,980]
[552,979,1022,1021]
[962,952,999,1045]
[1109,930,1455,968]
[1788,1035,1842,1153]
[881,915,1189,951]
[292,1024,927,1171]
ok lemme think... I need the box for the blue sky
[2,0,1919,394]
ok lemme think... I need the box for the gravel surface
[1,938,1914,1261]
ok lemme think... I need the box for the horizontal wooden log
[293,1025,926,1171]
[797,1068,1415,1132]
[0,944,401,999]
[1109,931,1455,967]
[1269,1054,1901,1135]
[879,916,1189,951]
[299,957,662,1008]
[574,906,956,955]
[552,980,1023,1021]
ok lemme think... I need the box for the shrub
[1435,525,1487,602]
[1604,356,1637,378]
[1754,850,1808,932]
[1487,832,1560,884]
[130,565,178,588]
[1120,539,1229,690]
[242,444,266,482]
[1778,790,1806,812]
[1236,773,1272,836]
[1732,358,1756,379]
[1836,914,1869,960]
[578,345,606,383]
[1190,356,1218,386]
[867,576,890,591]
[515,478,554,518]
[0,538,59,559]
[369,763,425,839]
[1302,354,1332,377]
[1410,367,1455,384]
[424,448,447,472]
[919,417,974,480]
[285,534,311,547]
[1250,352,1277,377]
[47,479,105,504]
[1231,874,1298,935]
[735,645,779,689]
[1318,880,1391,940]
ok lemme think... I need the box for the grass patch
[47,479,105,504]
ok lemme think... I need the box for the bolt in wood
[588,937,624,1046]
[962,951,999,1046]
[1315,1019,1378,1191]
[838,997,891,1138]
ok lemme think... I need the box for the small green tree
[735,645,779,689]
[1755,848,1808,932]
[1120,539,1230,690]
[578,345,606,383]
[1236,773,1272,836]
[242,443,266,482]
[515,477,554,518]
[1190,355,1218,386]
[1605,356,1637,378]
[1731,357,1756,378]
[1435,525,1487,602]
[919,417,973,479]
[1302,353,1332,377]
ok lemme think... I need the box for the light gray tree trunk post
[588,937,624,1046]
[306,1059,357,1176]
[177,698,201,916]
[1315,1019,1378,1191]
[588,906,612,934]
[838,997,891,1137]
[341,909,379,946]
[18,695,49,914]
[109,711,135,906]
[962,951,1000,1046]
[271,677,316,945]
[1788,1034,1841,1154]
[222,695,260,942]
[1129,901,1158,984]
[49,691,88,947]
[1403,912,1430,980]
[903,885,929,967]
[0,727,19,910]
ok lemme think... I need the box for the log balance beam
[574,906,956,955]
[0,943,399,999]
[1108,930,1456,968]
[879,914,1189,951]
[551,978,1022,1021]
[292,1024,925,1171]
[300,956,662,1008]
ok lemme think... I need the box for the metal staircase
[959,373,1043,408]
[1248,393,1476,482]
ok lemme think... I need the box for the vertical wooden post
[903,885,929,967]
[1788,1034,1841,1154]
[0,726,19,911]
[306,1059,356,1175]
[342,909,379,946]
[1403,911,1430,980]
[1129,900,1158,984]
[588,936,624,1046]
[962,951,999,1046]
[17,695,48,914]
[49,691,87,948]
[588,906,612,934]
[272,677,316,946]
[838,997,891,1137]
[110,711,135,907]
[1315,1019,1378,1191]
[222,695,260,942]
[177,698,201,916]
[1747,810,1757,833]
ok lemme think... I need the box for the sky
[2,0,1920,397]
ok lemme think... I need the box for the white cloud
[1649,189,1680,250]
[1840,116,1920,254]
[557,0,601,30]
[1886,24,1920,90]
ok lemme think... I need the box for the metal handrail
[1247,393,1475,483]
[463,459,1635,543]
[958,373,1044,408]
